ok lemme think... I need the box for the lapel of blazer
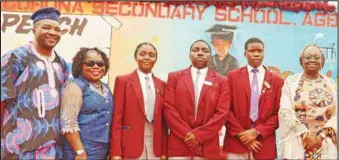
[258,67,273,119]
[153,76,163,117]
[182,67,195,106]
[131,70,146,116]
[240,67,251,101]
[198,69,216,105]
[259,68,273,104]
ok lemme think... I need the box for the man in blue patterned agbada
[1,7,69,159]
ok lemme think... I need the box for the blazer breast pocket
[260,95,276,118]
[261,93,275,106]
[208,86,219,101]
[156,88,164,97]
[261,90,275,99]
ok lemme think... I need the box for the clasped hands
[302,133,324,151]
[184,132,202,156]
[237,128,263,153]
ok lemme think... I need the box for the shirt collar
[247,64,265,74]
[29,41,55,62]
[137,68,153,79]
[191,66,208,75]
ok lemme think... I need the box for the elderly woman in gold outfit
[278,44,337,159]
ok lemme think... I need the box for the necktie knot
[145,76,149,80]
[197,70,201,75]
[252,68,259,74]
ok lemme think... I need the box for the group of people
[1,7,337,160]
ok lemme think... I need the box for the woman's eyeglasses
[83,61,105,67]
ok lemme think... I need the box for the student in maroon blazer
[164,40,230,159]
[223,37,284,159]
[110,42,167,160]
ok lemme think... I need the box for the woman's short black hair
[299,44,325,68]
[72,47,110,78]
[134,42,158,59]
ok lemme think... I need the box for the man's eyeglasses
[83,61,105,67]
[303,55,321,60]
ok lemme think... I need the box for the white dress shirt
[191,66,208,120]
[137,69,156,116]
[247,64,265,94]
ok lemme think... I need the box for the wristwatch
[76,149,85,155]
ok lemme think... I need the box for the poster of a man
[207,24,239,76]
